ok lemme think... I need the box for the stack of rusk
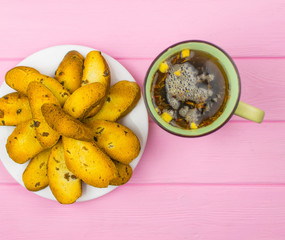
[0,50,141,204]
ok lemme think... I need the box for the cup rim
[143,40,241,137]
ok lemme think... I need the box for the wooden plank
[1,122,285,184]
[0,184,285,240]
[0,58,284,184]
[132,121,285,184]
[0,58,284,120]
[119,58,284,121]
[0,0,285,58]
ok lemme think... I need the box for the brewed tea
[151,49,229,129]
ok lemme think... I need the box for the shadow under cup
[143,40,262,137]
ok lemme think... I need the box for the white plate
[0,45,149,202]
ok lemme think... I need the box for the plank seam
[1,56,285,61]
[1,182,285,187]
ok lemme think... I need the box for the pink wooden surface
[1,0,285,239]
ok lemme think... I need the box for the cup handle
[234,101,265,123]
